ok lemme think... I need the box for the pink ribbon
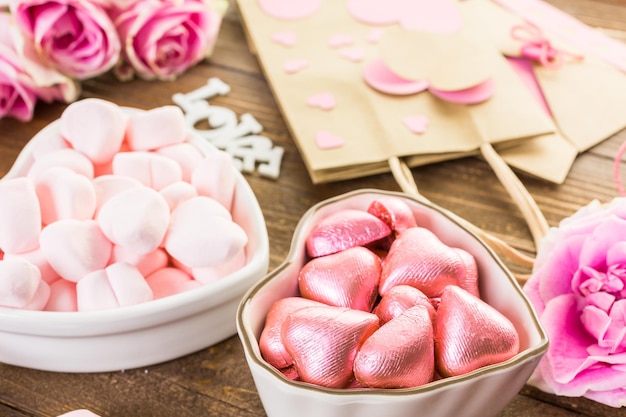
[511,22,584,69]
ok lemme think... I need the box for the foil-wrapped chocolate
[299,246,381,312]
[434,285,519,377]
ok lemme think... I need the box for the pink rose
[0,11,78,121]
[11,0,121,79]
[112,0,223,81]
[524,198,626,408]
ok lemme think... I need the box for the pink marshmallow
[191,150,237,211]
[159,181,198,211]
[23,280,51,311]
[45,279,78,312]
[92,174,142,214]
[156,142,204,182]
[112,151,183,190]
[145,267,202,299]
[27,148,94,181]
[76,269,118,311]
[40,219,113,283]
[97,187,170,255]
[106,262,153,306]
[35,166,97,224]
[0,257,42,309]
[111,246,169,278]
[192,248,247,285]
[60,98,128,164]
[165,197,248,268]
[76,262,153,311]
[57,410,101,417]
[30,123,71,159]
[126,105,187,151]
[0,177,41,254]
[4,248,60,284]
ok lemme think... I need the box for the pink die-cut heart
[315,131,345,149]
[403,115,430,134]
[328,34,354,48]
[340,47,365,62]
[307,92,336,110]
[272,31,297,47]
[284,59,309,74]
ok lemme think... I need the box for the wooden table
[1,1,625,416]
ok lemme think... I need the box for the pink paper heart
[272,31,297,47]
[348,0,462,33]
[363,59,429,96]
[340,47,365,62]
[315,130,345,150]
[403,115,430,134]
[306,92,336,110]
[283,58,309,74]
[328,34,354,48]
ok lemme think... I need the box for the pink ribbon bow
[511,22,584,69]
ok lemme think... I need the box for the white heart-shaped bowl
[0,107,269,372]
[237,189,547,417]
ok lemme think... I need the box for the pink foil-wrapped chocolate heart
[374,284,435,324]
[282,304,380,388]
[379,227,479,298]
[298,246,381,312]
[259,296,327,370]
[305,209,391,257]
[354,305,434,388]
[434,285,519,377]
[367,197,417,234]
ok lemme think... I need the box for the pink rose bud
[12,0,121,79]
[112,0,224,80]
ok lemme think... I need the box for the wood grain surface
[1,1,626,416]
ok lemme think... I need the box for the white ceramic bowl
[0,110,270,373]
[237,189,548,417]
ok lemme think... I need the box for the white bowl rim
[237,188,549,397]
[0,106,270,337]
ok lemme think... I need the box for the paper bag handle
[389,143,549,284]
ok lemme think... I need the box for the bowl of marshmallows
[0,98,269,372]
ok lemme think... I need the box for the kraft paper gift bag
[235,0,556,184]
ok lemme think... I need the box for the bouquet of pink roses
[0,0,227,121]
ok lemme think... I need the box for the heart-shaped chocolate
[379,227,479,298]
[306,209,391,257]
[354,305,434,388]
[434,285,519,377]
[282,305,379,388]
[374,284,435,324]
[367,197,417,234]
[298,246,381,312]
[259,296,326,370]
